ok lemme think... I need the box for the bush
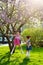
[21,28,43,47]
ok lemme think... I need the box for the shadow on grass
[19,57,30,65]
[0,52,11,65]
[0,52,30,65]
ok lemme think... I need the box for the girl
[11,31,23,54]
[26,36,32,57]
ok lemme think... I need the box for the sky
[15,0,43,9]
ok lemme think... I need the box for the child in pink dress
[13,32,21,46]
[11,31,23,54]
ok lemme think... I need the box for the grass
[0,45,43,65]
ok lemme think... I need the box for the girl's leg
[26,50,29,56]
[28,51,30,57]
[19,45,24,53]
[13,45,16,53]
[11,45,16,55]
[26,50,30,57]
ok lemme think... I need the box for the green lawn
[0,45,43,65]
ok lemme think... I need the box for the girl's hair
[17,29,21,33]
[26,36,31,39]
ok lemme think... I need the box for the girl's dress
[26,40,32,50]
[13,35,21,46]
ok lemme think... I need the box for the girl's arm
[29,42,31,46]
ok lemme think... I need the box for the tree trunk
[6,35,12,52]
